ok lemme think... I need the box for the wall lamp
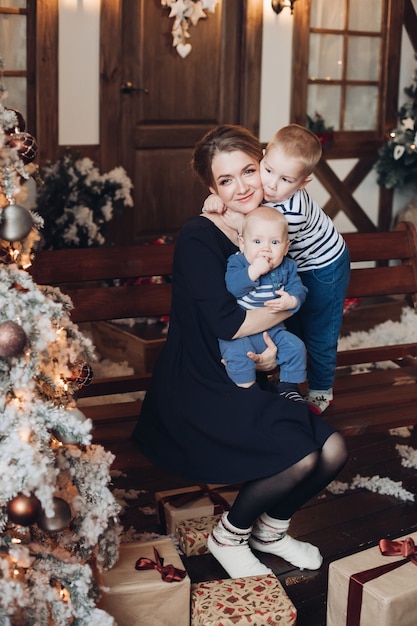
[271,0,298,14]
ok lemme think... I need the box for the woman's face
[209,150,264,214]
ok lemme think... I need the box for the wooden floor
[94,417,417,626]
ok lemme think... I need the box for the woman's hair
[191,124,263,188]
[266,124,322,176]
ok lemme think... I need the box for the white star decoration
[161,0,220,58]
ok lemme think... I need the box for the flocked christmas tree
[0,58,120,624]
[375,54,417,189]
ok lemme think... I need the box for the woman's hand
[247,331,277,371]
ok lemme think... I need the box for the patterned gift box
[176,514,221,556]
[191,574,297,625]
[155,484,239,535]
[327,532,417,626]
[100,538,190,626]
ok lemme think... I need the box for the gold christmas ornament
[0,203,33,242]
[7,493,42,526]
[37,497,72,532]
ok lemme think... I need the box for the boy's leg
[286,248,350,411]
[218,336,257,386]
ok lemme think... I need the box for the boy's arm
[225,255,259,299]
[202,193,226,214]
[281,260,308,311]
[264,260,308,313]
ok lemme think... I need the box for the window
[0,1,35,131]
[291,0,401,158]
[307,0,384,132]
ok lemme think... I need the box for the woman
[132,124,347,579]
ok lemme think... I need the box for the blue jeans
[285,246,351,391]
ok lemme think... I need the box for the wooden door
[100,0,263,245]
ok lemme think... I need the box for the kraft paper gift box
[100,538,190,626]
[155,484,239,535]
[327,532,417,626]
[176,514,221,556]
[191,574,297,625]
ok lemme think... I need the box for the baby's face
[240,216,289,269]
[261,145,309,204]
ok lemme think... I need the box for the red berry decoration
[0,320,27,358]
[70,360,93,387]
[7,493,42,526]
[6,132,38,164]
[2,108,26,134]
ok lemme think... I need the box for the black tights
[228,432,348,529]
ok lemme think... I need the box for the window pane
[309,34,343,80]
[2,76,26,119]
[310,0,344,29]
[0,1,26,6]
[0,14,26,70]
[347,36,380,81]
[344,86,378,130]
[308,85,341,131]
[348,0,382,32]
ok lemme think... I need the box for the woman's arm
[232,307,291,339]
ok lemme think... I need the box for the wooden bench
[328,220,417,435]
[29,220,417,436]
[30,243,175,425]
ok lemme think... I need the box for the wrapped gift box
[176,514,221,556]
[327,532,417,626]
[191,574,297,625]
[155,484,238,535]
[100,538,190,626]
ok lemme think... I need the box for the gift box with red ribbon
[155,484,239,535]
[100,538,190,626]
[191,574,297,625]
[176,514,221,557]
[327,533,417,626]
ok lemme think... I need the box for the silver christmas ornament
[0,203,33,242]
[37,497,72,532]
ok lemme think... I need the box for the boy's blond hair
[242,206,288,237]
[266,124,322,178]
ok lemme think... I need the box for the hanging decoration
[161,0,220,58]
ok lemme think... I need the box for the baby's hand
[202,193,225,214]
[248,256,271,281]
[265,289,297,312]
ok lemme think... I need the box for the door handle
[121,81,149,94]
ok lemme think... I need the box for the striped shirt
[265,189,346,272]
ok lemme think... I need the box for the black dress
[132,216,335,483]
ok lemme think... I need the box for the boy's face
[240,216,290,269]
[260,145,311,204]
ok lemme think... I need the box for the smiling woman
[133,123,348,581]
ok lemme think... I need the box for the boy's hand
[248,256,271,281]
[202,193,226,214]
[264,289,297,312]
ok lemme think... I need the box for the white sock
[249,513,323,570]
[207,513,273,579]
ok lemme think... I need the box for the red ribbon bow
[158,483,241,530]
[135,547,187,583]
[166,484,239,510]
[346,537,417,626]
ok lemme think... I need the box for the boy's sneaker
[305,390,333,414]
